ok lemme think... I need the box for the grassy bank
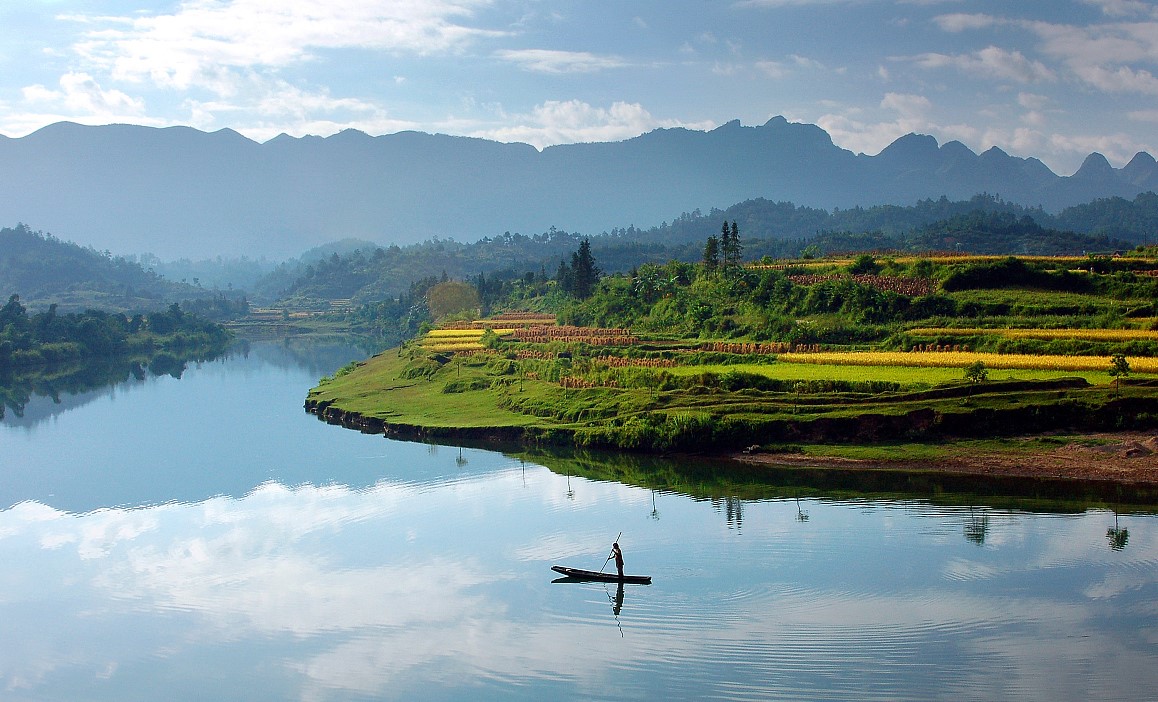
[307,345,1158,453]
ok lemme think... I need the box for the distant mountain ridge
[0,117,1154,260]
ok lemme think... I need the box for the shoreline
[731,431,1158,485]
[308,396,1158,487]
[306,350,1158,489]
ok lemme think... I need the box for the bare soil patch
[734,432,1158,485]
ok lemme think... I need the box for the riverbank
[306,347,1158,487]
[734,432,1158,485]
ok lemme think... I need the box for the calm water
[1,340,1156,701]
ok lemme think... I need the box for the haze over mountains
[1,117,1155,261]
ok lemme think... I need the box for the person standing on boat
[611,541,624,579]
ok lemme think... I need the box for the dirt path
[733,432,1158,485]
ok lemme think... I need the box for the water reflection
[2,340,1157,700]
[0,348,219,427]
[1,470,1156,701]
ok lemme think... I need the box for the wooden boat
[551,565,652,584]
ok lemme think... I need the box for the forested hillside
[635,192,1156,248]
[264,194,1146,312]
[0,224,248,316]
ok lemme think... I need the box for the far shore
[732,431,1158,485]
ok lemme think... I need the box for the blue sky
[1,0,1156,174]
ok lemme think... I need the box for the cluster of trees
[0,295,230,369]
[702,221,743,272]
[555,239,600,299]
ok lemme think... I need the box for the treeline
[0,295,231,369]
[265,195,1150,312]
[638,191,1158,248]
[553,248,1158,349]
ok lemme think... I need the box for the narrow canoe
[551,565,652,584]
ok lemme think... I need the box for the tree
[848,253,880,275]
[964,360,988,395]
[427,281,480,321]
[1109,354,1130,396]
[703,235,720,271]
[721,220,743,270]
[569,238,600,299]
[719,221,732,267]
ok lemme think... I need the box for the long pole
[598,531,622,573]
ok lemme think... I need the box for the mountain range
[0,117,1155,260]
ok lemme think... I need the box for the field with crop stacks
[909,327,1158,342]
[417,327,517,352]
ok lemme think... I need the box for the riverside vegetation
[307,235,1158,461]
[0,293,234,420]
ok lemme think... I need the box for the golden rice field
[419,327,519,352]
[426,328,515,337]
[420,342,486,352]
[778,350,1158,374]
[909,327,1158,341]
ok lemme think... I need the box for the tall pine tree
[720,220,742,270]
[570,238,600,299]
[703,235,720,271]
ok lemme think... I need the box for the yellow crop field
[778,350,1158,374]
[424,328,516,339]
[909,327,1158,341]
[419,341,486,352]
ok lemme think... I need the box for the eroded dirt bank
[733,432,1158,485]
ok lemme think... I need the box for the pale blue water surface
[1,340,1156,701]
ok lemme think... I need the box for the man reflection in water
[611,541,624,579]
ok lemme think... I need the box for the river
[1,339,1155,701]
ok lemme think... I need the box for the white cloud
[473,99,712,149]
[995,16,1158,97]
[1048,131,1149,168]
[933,13,1001,32]
[815,92,934,156]
[1127,108,1158,121]
[1017,91,1049,110]
[1072,63,1158,94]
[755,60,789,78]
[909,46,1056,83]
[66,0,503,93]
[1081,0,1158,18]
[13,71,151,132]
[493,49,626,74]
[880,91,932,117]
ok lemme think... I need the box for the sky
[1,0,1156,175]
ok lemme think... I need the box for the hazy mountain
[0,117,1154,260]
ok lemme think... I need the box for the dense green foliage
[0,295,231,369]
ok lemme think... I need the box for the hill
[0,119,1155,260]
[259,197,1144,312]
[0,224,247,316]
[305,251,1158,459]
